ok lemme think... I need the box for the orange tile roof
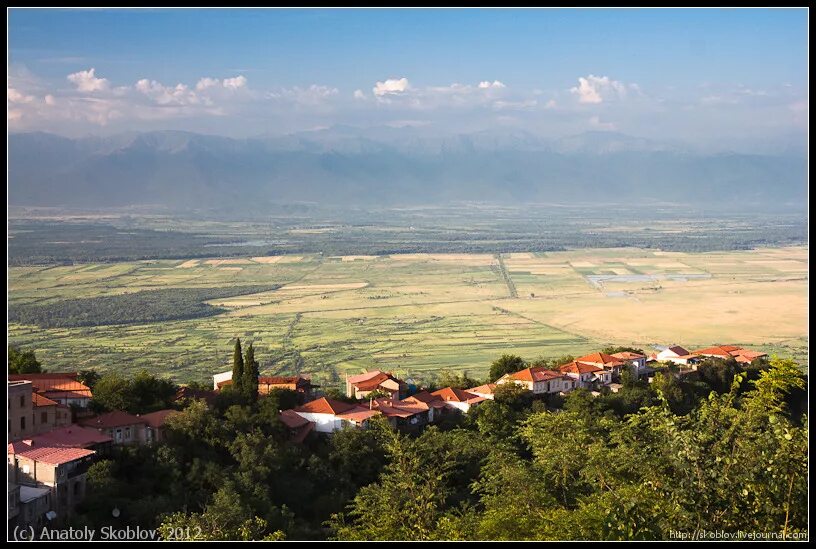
[337,408,382,422]
[693,345,767,359]
[346,370,386,384]
[611,351,646,360]
[430,387,484,404]
[558,361,605,375]
[294,397,357,415]
[508,367,564,383]
[467,383,497,395]
[575,352,626,366]
[401,392,446,409]
[79,411,146,429]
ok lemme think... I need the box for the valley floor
[8,246,808,388]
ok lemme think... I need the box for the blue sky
[7,8,808,149]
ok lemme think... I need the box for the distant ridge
[8,128,806,211]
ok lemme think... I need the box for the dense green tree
[8,345,43,374]
[327,419,451,540]
[488,354,526,382]
[242,343,259,402]
[232,338,245,395]
[77,369,101,389]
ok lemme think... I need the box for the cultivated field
[8,246,808,388]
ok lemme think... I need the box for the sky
[7,8,809,150]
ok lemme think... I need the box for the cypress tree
[232,338,244,394]
[243,343,259,402]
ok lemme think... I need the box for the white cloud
[135,79,203,106]
[44,94,56,106]
[8,87,35,104]
[195,77,220,91]
[353,89,366,100]
[570,74,629,104]
[478,80,506,89]
[222,75,247,90]
[67,68,110,92]
[196,75,248,91]
[373,77,409,97]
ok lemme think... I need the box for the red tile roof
[32,393,59,407]
[8,425,112,451]
[294,397,357,415]
[10,446,95,465]
[279,409,311,429]
[79,411,146,429]
[663,346,692,357]
[140,409,179,429]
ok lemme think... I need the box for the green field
[8,246,808,388]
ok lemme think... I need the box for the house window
[73,482,81,496]
[115,429,122,442]
[125,427,131,440]
[20,395,25,407]
[41,412,48,424]
[20,416,26,431]
[22,464,30,474]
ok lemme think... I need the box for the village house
[370,390,453,428]
[466,383,497,400]
[278,410,315,443]
[140,409,179,444]
[8,380,73,442]
[692,345,768,365]
[8,373,93,410]
[610,351,649,377]
[79,411,148,446]
[258,376,315,398]
[574,352,627,376]
[558,361,611,388]
[211,371,315,399]
[292,397,381,433]
[8,425,113,457]
[7,445,96,519]
[496,366,574,395]
[655,345,699,366]
[430,387,487,413]
[345,370,407,400]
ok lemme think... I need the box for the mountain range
[8,128,807,211]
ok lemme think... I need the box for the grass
[8,246,808,388]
